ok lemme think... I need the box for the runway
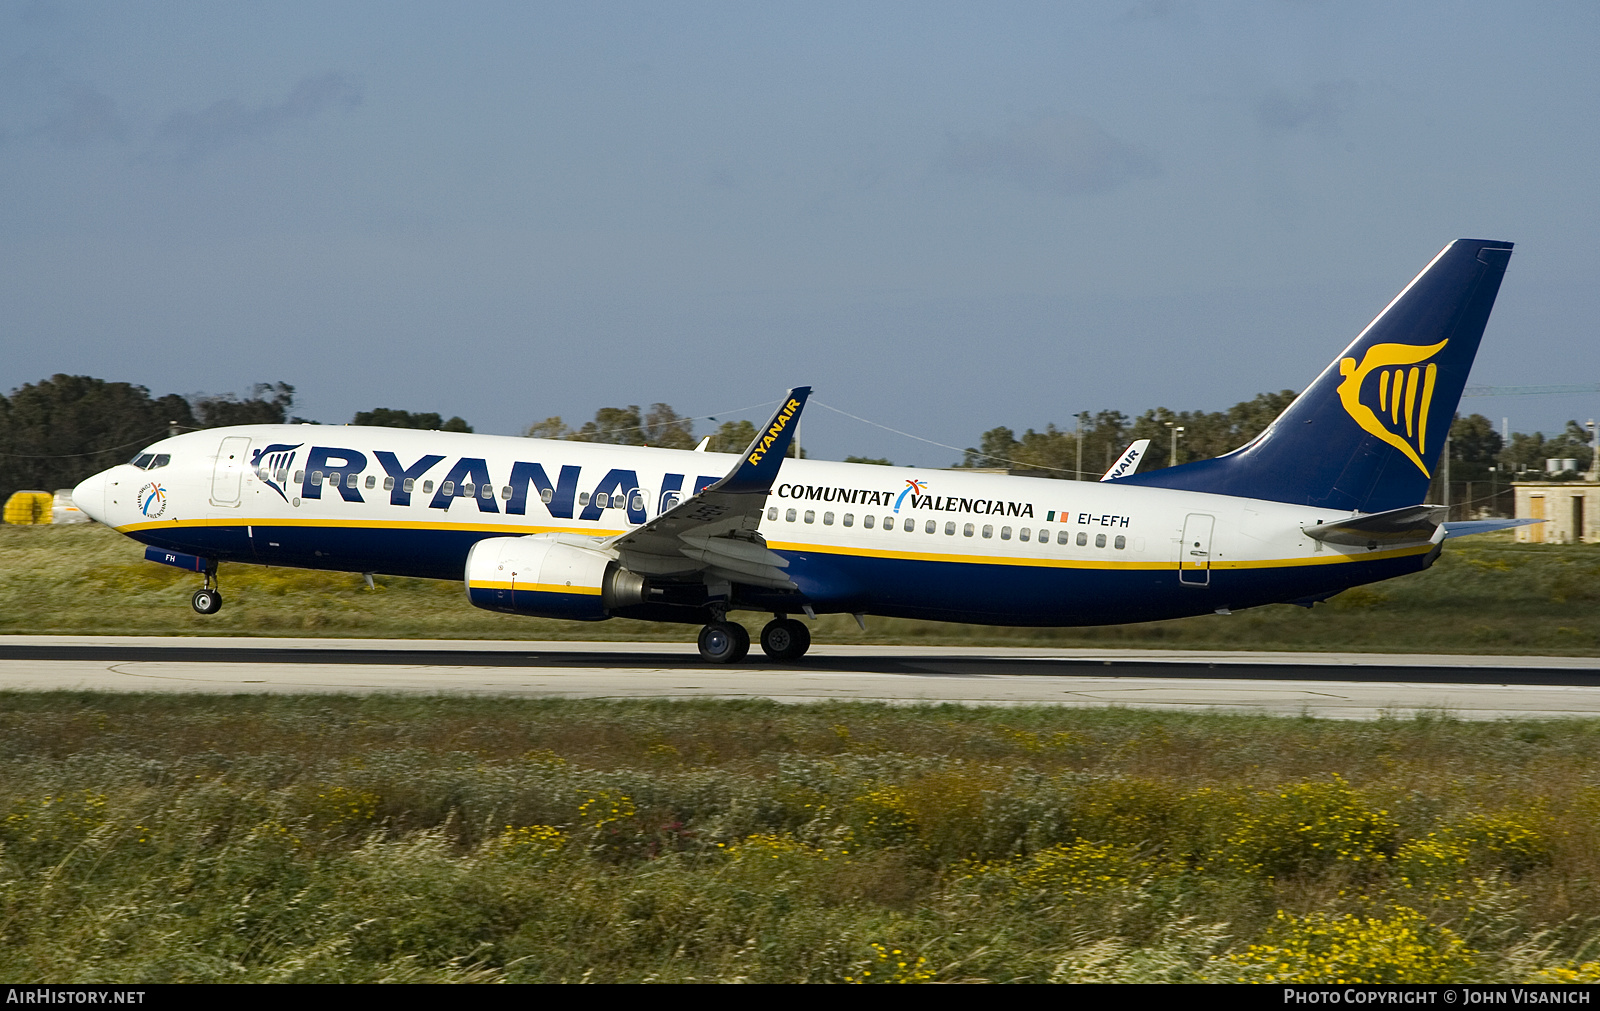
[3,636,1599,720]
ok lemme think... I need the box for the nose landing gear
[191,564,222,615]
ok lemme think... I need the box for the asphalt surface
[2,637,1598,720]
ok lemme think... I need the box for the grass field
[4,693,1600,983]
[2,522,1597,654]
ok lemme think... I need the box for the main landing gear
[191,564,222,615]
[694,614,812,663]
[759,617,810,661]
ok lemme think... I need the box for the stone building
[1513,482,1600,543]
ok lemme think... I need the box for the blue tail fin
[1121,239,1513,512]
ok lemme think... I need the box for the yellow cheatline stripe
[470,580,602,595]
[117,517,628,537]
[765,539,1432,571]
[117,519,1434,573]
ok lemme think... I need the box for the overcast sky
[3,1,1596,462]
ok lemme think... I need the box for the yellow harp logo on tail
[1335,339,1448,478]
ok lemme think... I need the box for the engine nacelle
[464,534,647,621]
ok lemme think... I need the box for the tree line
[2,373,1592,510]
[0,375,475,505]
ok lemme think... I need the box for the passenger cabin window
[863,515,875,529]
[902,517,914,532]
[786,508,797,522]
[630,492,645,511]
[945,522,955,535]
[843,514,854,527]
[481,484,493,499]
[594,492,608,508]
[804,510,815,524]
[503,486,513,500]
[982,525,993,539]
[1114,535,1126,550]
[348,474,359,489]
[1038,527,1049,542]
[925,520,936,534]
[1000,526,1012,540]
[884,516,894,529]
[823,512,834,525]
[1095,533,1107,548]
[365,475,376,489]
[768,507,778,520]
[423,481,434,494]
[1058,530,1069,545]
[1076,532,1087,546]
[440,481,454,496]
[578,492,590,506]
[328,472,340,486]
[964,523,974,537]
[295,471,305,484]
[461,482,475,498]
[1019,528,1030,542]
[540,488,554,504]
[383,477,395,491]
[310,471,323,484]
[401,478,413,492]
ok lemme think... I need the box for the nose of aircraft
[72,470,109,524]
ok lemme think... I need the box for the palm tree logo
[894,479,927,513]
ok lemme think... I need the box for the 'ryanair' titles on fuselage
[775,483,1036,518]
[276,445,720,526]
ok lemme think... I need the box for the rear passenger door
[1178,513,1214,586]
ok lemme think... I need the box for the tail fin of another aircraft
[1120,239,1513,513]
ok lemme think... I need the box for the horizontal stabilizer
[1442,517,1545,539]
[1303,504,1447,547]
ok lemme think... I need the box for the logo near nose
[137,482,167,519]
[1335,339,1448,479]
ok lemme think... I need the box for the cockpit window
[130,454,154,468]
[151,454,170,469]
[127,453,171,470]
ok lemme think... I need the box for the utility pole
[1075,414,1083,481]
[1166,422,1184,468]
[1442,435,1451,519]
[1587,419,1597,482]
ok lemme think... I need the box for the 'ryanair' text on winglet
[710,387,812,496]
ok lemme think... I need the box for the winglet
[1101,439,1150,481]
[709,387,811,495]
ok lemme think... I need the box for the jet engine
[464,533,647,621]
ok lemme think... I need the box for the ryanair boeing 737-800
[73,239,1518,662]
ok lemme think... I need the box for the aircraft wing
[604,388,810,590]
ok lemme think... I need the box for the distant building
[1513,482,1599,544]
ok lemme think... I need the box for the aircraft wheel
[191,588,222,615]
[760,618,811,660]
[698,621,750,663]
